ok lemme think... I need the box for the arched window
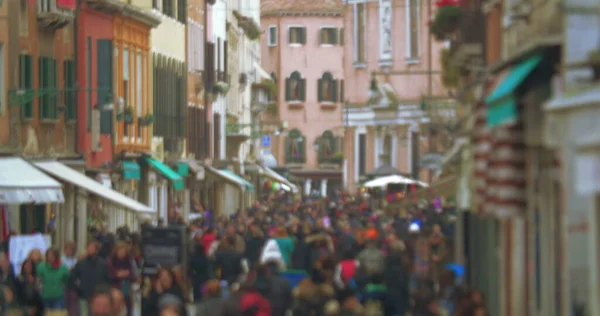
[285,71,305,102]
[285,128,306,163]
[318,72,338,103]
[318,130,339,163]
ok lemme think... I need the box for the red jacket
[240,291,271,316]
[339,259,357,283]
[201,233,217,255]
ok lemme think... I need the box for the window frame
[286,128,306,164]
[353,3,367,67]
[268,25,277,46]
[319,26,338,46]
[318,72,337,103]
[288,25,307,46]
[405,0,421,63]
[286,71,305,103]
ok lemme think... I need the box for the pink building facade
[260,0,345,196]
[342,0,449,192]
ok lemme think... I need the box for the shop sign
[419,152,443,170]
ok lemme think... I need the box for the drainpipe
[73,0,82,155]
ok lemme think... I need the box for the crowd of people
[0,193,488,316]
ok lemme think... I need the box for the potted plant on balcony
[329,152,344,164]
[588,49,600,80]
[213,81,230,95]
[139,114,155,126]
[116,106,134,123]
[430,0,462,41]
[233,10,261,41]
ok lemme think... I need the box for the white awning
[34,161,154,213]
[254,62,272,80]
[0,158,64,204]
[261,166,299,193]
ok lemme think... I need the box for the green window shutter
[51,59,57,119]
[39,57,46,119]
[300,79,306,101]
[97,39,113,135]
[339,28,344,45]
[285,78,291,101]
[332,79,338,102]
[317,79,323,102]
[64,60,75,120]
[300,28,306,44]
[319,29,324,44]
[288,28,292,44]
[340,79,344,102]
[332,29,338,45]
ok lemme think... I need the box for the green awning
[145,157,184,191]
[485,54,543,128]
[177,161,189,177]
[220,169,255,192]
[122,161,141,180]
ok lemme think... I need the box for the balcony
[450,7,485,70]
[37,0,75,29]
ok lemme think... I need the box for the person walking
[68,241,110,316]
[108,242,136,316]
[36,247,69,310]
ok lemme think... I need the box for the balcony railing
[37,0,75,29]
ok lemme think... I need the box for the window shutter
[332,29,338,45]
[177,0,186,23]
[339,28,344,45]
[20,55,33,119]
[288,28,292,44]
[224,40,228,81]
[97,39,113,135]
[39,57,46,119]
[285,78,291,101]
[317,79,323,102]
[332,79,338,102]
[340,79,345,102]
[51,59,57,119]
[300,79,306,101]
[300,28,306,44]
[319,29,324,44]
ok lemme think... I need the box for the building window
[136,52,143,143]
[288,26,306,45]
[162,0,173,18]
[406,0,420,60]
[39,56,58,120]
[339,79,345,102]
[286,128,306,164]
[317,72,338,103]
[188,23,204,72]
[268,25,277,46]
[123,47,129,140]
[285,71,305,102]
[63,60,76,120]
[319,27,338,45]
[19,54,33,119]
[353,3,366,64]
[358,133,367,176]
[318,130,339,164]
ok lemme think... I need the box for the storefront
[34,161,154,250]
[205,166,254,216]
[143,157,184,223]
[0,158,65,242]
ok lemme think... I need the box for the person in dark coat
[256,262,292,316]
[214,237,244,286]
[68,241,110,313]
[244,224,266,269]
[189,242,213,303]
[384,241,411,316]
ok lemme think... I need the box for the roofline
[261,11,343,17]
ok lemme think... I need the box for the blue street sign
[261,135,271,147]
